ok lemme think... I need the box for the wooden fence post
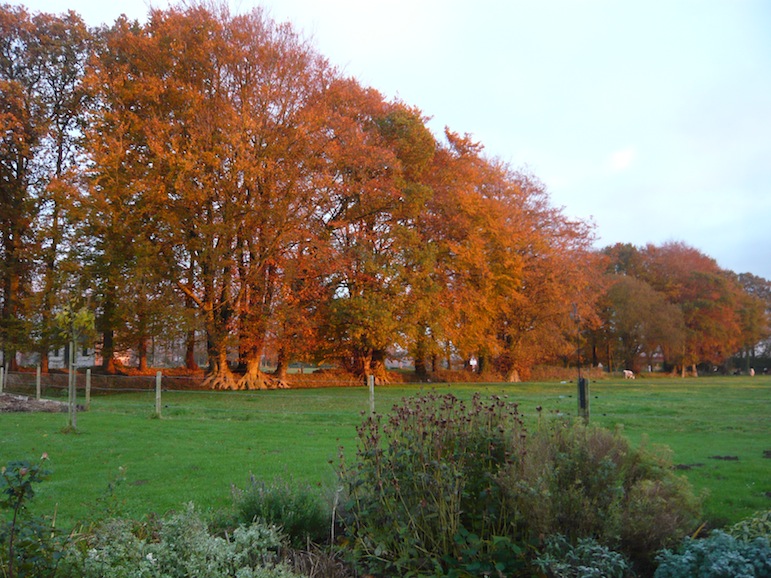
[0,366,4,393]
[68,340,77,430]
[36,365,41,400]
[155,371,162,418]
[368,374,375,415]
[86,368,91,411]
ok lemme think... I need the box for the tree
[84,4,336,388]
[0,4,42,370]
[223,8,333,389]
[641,243,744,374]
[313,80,415,382]
[28,9,90,373]
[603,275,685,372]
[734,272,771,370]
[487,170,601,381]
[416,133,600,381]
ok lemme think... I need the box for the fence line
[0,369,371,397]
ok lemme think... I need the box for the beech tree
[314,80,416,382]
[603,275,685,372]
[601,242,763,375]
[0,4,42,369]
[85,5,335,387]
[639,242,743,374]
[224,9,332,389]
[733,272,770,370]
[415,133,600,381]
[29,10,91,372]
[0,6,91,371]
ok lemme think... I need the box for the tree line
[1,3,768,388]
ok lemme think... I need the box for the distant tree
[734,272,771,370]
[637,242,744,375]
[603,275,685,372]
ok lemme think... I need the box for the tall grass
[0,377,768,529]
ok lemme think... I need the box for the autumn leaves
[2,4,763,387]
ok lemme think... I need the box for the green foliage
[59,504,304,578]
[729,510,771,542]
[224,476,331,548]
[340,393,530,575]
[340,394,702,576]
[0,455,65,578]
[654,531,771,578]
[53,304,96,349]
[533,535,632,578]
[442,529,530,577]
[499,422,701,572]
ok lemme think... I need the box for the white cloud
[608,147,636,172]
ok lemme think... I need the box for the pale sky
[13,0,771,279]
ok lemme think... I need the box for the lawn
[1,376,769,530]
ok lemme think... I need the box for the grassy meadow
[1,376,769,530]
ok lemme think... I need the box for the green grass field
[1,376,769,530]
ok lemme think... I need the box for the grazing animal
[623,369,635,379]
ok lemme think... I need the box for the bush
[0,455,66,578]
[340,393,531,576]
[498,422,701,573]
[729,510,771,542]
[533,535,632,578]
[59,504,305,578]
[226,476,331,547]
[340,394,701,576]
[654,531,771,578]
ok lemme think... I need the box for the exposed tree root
[505,369,521,383]
[203,369,238,390]
[236,364,290,390]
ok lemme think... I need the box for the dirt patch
[675,463,704,470]
[708,455,739,461]
[0,393,72,413]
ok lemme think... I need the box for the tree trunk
[370,349,389,384]
[137,337,149,372]
[236,355,270,390]
[505,368,521,383]
[185,330,199,370]
[203,347,237,390]
[272,347,290,389]
[414,351,428,380]
[102,329,117,373]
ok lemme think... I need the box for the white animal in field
[623,369,635,379]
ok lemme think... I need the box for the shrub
[227,476,331,547]
[533,535,632,578]
[340,393,530,576]
[498,422,701,573]
[654,531,771,578]
[0,455,66,578]
[729,510,771,542]
[59,504,305,578]
[340,394,701,576]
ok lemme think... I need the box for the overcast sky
[14,0,771,279]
